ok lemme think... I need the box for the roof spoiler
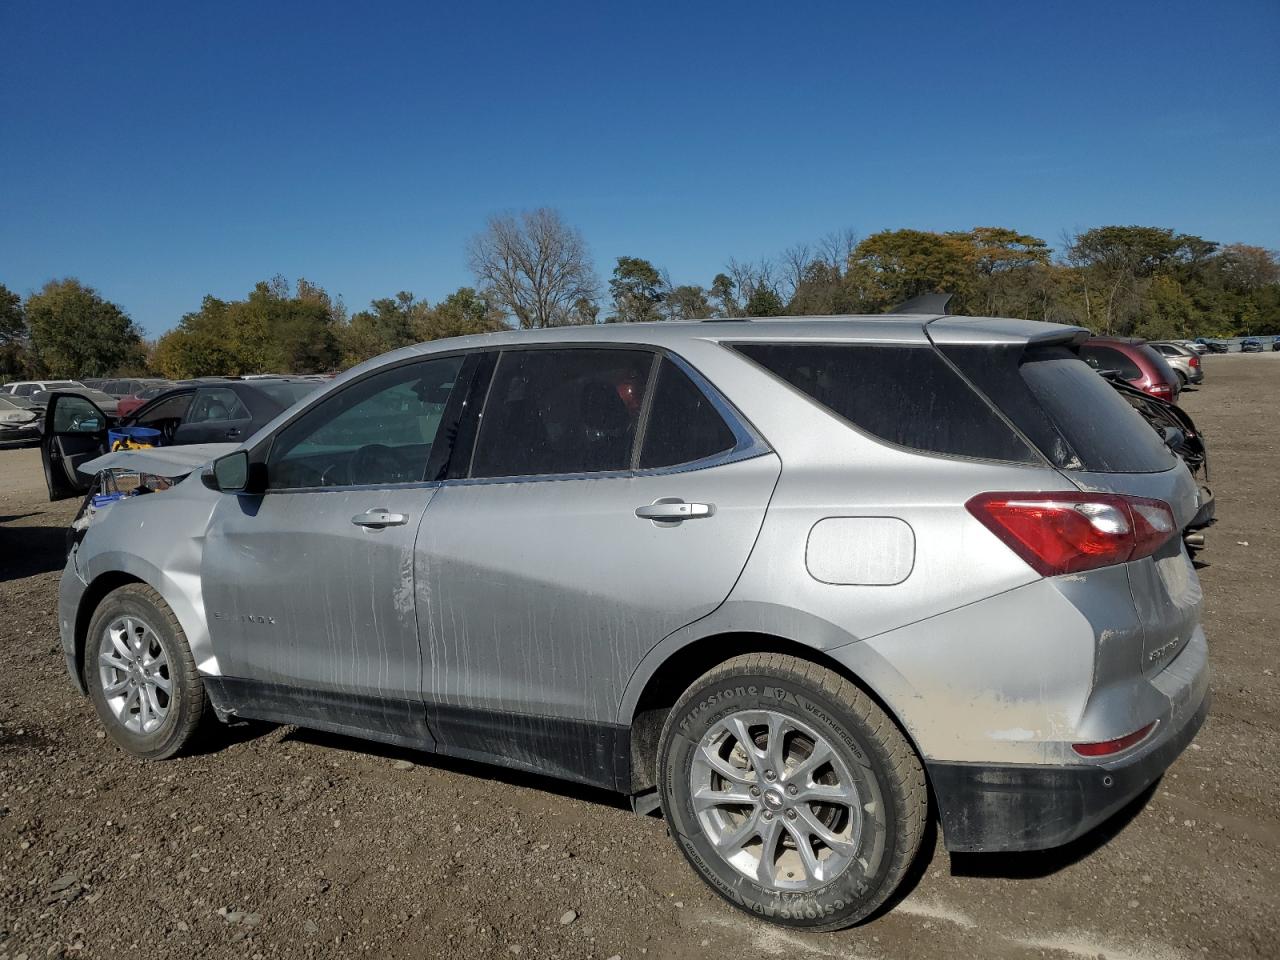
[889,293,952,315]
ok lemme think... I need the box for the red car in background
[115,381,178,418]
[1078,337,1182,402]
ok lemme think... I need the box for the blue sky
[2,0,1278,336]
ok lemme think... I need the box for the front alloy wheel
[98,615,172,734]
[86,583,205,759]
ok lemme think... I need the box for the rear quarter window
[732,342,1036,464]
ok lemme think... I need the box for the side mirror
[204,450,250,492]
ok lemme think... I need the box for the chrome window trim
[266,480,444,496]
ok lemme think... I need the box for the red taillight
[966,492,1177,576]
[1149,382,1173,397]
[1072,721,1157,757]
[1189,355,1200,367]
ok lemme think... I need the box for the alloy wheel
[98,616,172,735]
[690,709,865,892]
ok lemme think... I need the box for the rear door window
[470,348,654,478]
[133,392,193,427]
[732,342,1035,463]
[187,388,250,424]
[638,358,737,469]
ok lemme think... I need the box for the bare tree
[817,228,860,269]
[468,208,599,328]
[779,243,813,302]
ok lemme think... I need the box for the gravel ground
[1,353,1277,960]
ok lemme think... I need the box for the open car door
[41,392,110,501]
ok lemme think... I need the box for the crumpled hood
[78,442,239,478]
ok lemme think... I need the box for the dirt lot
[1,354,1277,960]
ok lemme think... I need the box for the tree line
[3,211,1277,381]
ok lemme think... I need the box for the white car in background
[1,379,87,398]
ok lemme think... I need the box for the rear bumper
[927,642,1209,853]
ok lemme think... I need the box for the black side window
[1079,345,1141,379]
[734,342,1035,463]
[134,392,193,427]
[639,358,737,468]
[470,349,653,478]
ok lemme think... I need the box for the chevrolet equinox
[50,314,1209,930]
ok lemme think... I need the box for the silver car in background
[1150,340,1205,386]
[54,314,1208,930]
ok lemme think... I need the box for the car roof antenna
[890,293,952,315]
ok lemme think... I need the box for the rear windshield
[940,344,1177,474]
[732,342,1037,463]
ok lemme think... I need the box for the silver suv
[55,314,1209,930]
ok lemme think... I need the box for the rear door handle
[635,499,714,522]
[351,508,409,528]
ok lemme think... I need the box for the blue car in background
[1240,338,1263,353]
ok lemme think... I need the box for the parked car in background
[1178,339,1209,355]
[0,394,42,445]
[1,379,87,397]
[1078,337,1182,402]
[41,377,322,499]
[115,381,179,418]
[1272,337,1280,352]
[1240,338,1263,353]
[31,386,122,419]
[1149,341,1204,386]
[1194,338,1229,354]
[54,316,1208,930]
[93,377,173,399]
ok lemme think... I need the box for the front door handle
[351,508,409,528]
[635,499,714,522]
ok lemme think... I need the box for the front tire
[85,583,205,760]
[658,653,926,930]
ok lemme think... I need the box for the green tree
[664,284,714,321]
[154,278,341,377]
[1065,226,1214,334]
[709,273,738,316]
[745,284,784,317]
[0,283,24,343]
[25,278,144,377]
[607,256,665,323]
[845,230,974,311]
[420,287,508,341]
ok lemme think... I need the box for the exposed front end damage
[57,444,231,695]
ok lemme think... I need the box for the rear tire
[657,653,926,930]
[1176,369,1188,387]
[85,583,205,760]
